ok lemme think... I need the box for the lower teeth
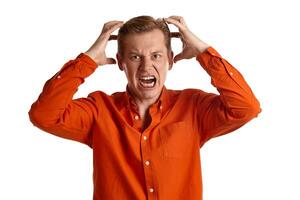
[140,80,155,88]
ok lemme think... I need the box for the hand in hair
[164,16,210,63]
[85,21,124,66]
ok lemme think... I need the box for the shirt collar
[124,85,170,112]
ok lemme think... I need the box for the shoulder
[85,90,126,110]
[87,90,126,100]
[168,88,218,106]
[87,90,109,99]
[168,88,210,98]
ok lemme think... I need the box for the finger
[104,20,124,27]
[168,16,186,26]
[109,35,118,40]
[173,52,185,63]
[168,15,184,19]
[102,21,124,36]
[105,57,116,65]
[170,32,181,38]
[107,21,124,34]
[164,17,186,31]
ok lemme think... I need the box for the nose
[140,56,153,69]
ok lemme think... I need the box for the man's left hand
[164,16,210,63]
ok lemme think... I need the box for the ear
[116,53,124,71]
[168,51,174,70]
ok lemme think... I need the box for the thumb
[105,58,116,65]
[174,52,185,63]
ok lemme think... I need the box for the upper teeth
[140,76,155,80]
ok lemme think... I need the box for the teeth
[139,76,155,80]
[139,80,155,88]
[139,75,156,88]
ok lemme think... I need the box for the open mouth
[139,75,157,88]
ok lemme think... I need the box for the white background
[1,0,299,199]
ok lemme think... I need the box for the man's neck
[134,101,153,132]
[129,90,163,132]
[134,98,156,120]
[126,86,164,120]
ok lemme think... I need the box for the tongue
[142,79,153,83]
[140,80,155,88]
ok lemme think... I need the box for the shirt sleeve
[28,53,99,147]
[194,47,261,147]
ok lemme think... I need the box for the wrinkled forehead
[121,29,168,54]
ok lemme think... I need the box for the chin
[139,90,159,99]
[130,81,163,101]
[145,87,164,99]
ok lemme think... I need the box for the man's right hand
[85,20,124,66]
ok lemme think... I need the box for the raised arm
[165,16,261,147]
[28,21,123,147]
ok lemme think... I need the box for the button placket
[140,129,156,199]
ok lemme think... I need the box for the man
[29,15,261,200]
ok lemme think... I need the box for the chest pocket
[159,121,194,159]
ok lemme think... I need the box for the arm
[195,47,261,146]
[165,16,261,146]
[28,21,124,147]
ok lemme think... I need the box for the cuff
[196,46,222,62]
[76,53,98,68]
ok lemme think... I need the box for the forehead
[122,29,167,54]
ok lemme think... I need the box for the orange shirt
[29,47,261,200]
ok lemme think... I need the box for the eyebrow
[152,51,163,54]
[128,51,164,55]
[128,52,139,55]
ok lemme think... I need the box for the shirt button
[149,188,154,193]
[145,160,150,166]
[143,136,147,140]
[134,115,139,120]
[159,105,163,110]
[57,75,61,79]
[229,72,233,76]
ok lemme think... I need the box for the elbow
[28,103,59,128]
[248,98,262,118]
[246,103,262,119]
[28,105,44,128]
[241,102,262,121]
[28,103,36,123]
[229,101,262,122]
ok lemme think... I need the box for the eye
[153,54,162,59]
[130,55,141,61]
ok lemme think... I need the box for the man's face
[117,29,173,103]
